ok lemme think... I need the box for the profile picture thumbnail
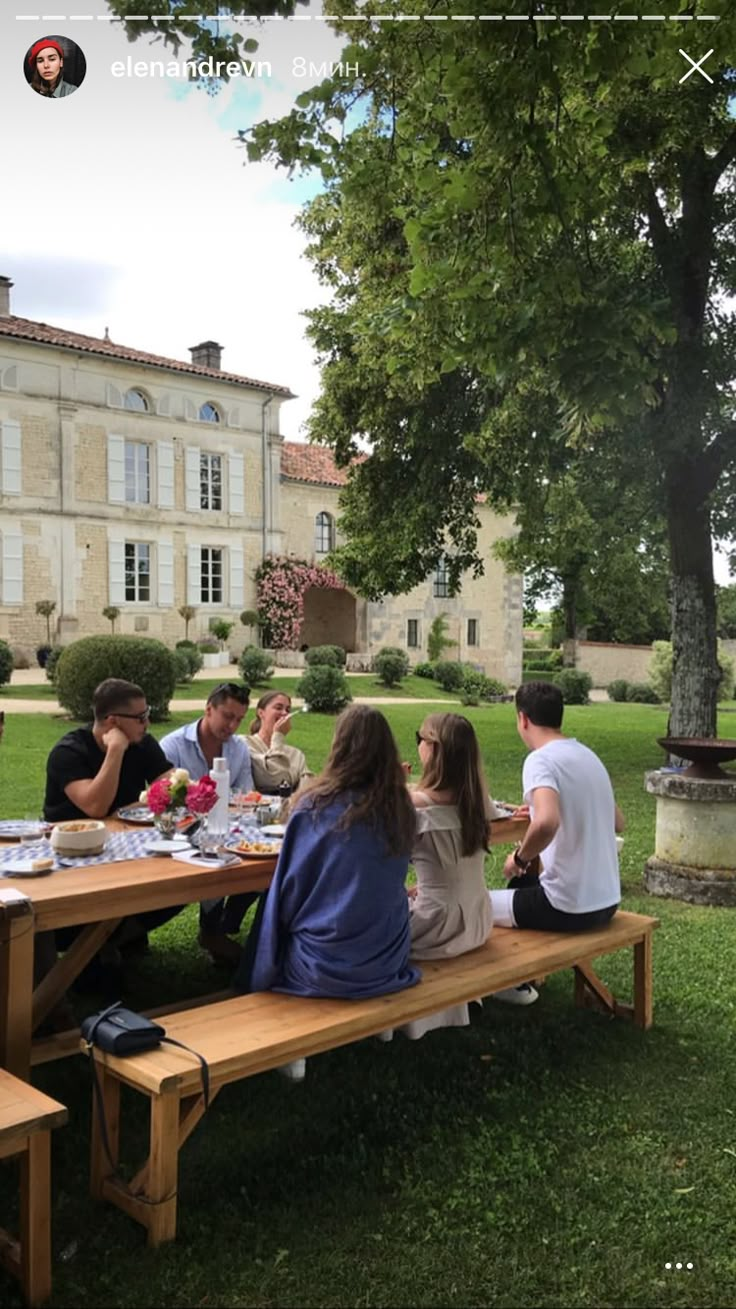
[24,35,86,99]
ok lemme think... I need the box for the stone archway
[300,587,357,652]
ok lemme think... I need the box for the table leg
[0,903,35,1079]
[32,919,121,1031]
[633,932,653,1030]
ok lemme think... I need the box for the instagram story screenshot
[0,4,735,1309]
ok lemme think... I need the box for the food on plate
[235,790,263,805]
[31,856,54,872]
[233,839,281,856]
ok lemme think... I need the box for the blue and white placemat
[0,829,158,876]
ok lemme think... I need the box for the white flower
[139,790,149,804]
[171,768,190,784]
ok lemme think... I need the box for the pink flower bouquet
[143,771,218,817]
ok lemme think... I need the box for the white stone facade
[0,297,522,682]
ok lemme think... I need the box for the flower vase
[153,810,183,840]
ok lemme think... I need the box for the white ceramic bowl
[51,820,107,856]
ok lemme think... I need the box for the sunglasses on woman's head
[211,682,249,704]
[415,730,425,747]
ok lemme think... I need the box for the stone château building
[0,276,522,683]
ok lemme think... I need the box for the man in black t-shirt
[44,678,170,821]
[39,679,180,1008]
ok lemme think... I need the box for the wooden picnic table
[0,815,528,1082]
[0,818,276,1082]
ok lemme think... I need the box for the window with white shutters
[201,547,223,604]
[124,442,150,504]
[124,542,151,603]
[200,453,222,511]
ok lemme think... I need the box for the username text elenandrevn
[111,55,273,78]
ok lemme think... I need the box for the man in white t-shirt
[489,681,624,1005]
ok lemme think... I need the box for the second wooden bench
[85,909,657,1246]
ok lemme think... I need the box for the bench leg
[20,1130,51,1308]
[90,1063,120,1200]
[146,1090,180,1247]
[633,932,653,1030]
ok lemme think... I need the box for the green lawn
[1,704,735,1308]
[0,673,460,703]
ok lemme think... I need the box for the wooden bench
[86,910,657,1246]
[0,1071,68,1307]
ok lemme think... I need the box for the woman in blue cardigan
[238,704,419,1001]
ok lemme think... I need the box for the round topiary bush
[433,660,466,693]
[413,661,436,679]
[607,679,630,703]
[296,665,352,713]
[373,646,410,688]
[44,645,65,685]
[55,636,177,721]
[239,645,274,687]
[173,645,203,680]
[304,644,347,668]
[555,668,593,705]
[480,676,509,700]
[625,682,661,704]
[0,639,13,687]
[460,670,486,706]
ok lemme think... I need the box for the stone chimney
[189,340,223,370]
[0,276,13,316]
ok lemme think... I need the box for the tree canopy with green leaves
[111,0,736,735]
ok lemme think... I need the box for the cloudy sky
[1,5,732,583]
[1,3,344,438]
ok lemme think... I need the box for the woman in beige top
[393,712,502,1040]
[246,691,310,795]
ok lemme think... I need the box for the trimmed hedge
[554,669,593,705]
[414,662,436,679]
[373,647,410,687]
[55,636,177,722]
[304,645,347,668]
[296,664,352,713]
[607,679,630,703]
[625,682,661,704]
[45,645,65,685]
[0,639,12,687]
[433,660,466,693]
[239,646,274,687]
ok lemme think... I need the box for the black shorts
[509,873,618,932]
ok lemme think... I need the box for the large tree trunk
[666,471,720,738]
[561,574,578,667]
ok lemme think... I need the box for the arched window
[314,511,335,556]
[124,388,149,413]
[199,402,220,423]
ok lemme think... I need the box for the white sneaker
[277,1058,306,1081]
[491,983,539,1006]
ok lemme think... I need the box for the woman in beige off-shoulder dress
[389,712,504,1041]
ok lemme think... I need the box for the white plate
[1,861,55,878]
[0,820,51,840]
[145,837,191,855]
[116,805,156,825]
[260,824,286,837]
[171,848,242,869]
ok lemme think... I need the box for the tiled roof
[281,442,349,487]
[0,314,293,397]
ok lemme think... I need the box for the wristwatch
[513,846,531,871]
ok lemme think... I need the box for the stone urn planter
[644,739,736,906]
[202,651,228,669]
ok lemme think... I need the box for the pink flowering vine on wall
[255,554,344,650]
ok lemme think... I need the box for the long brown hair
[249,689,291,735]
[417,713,489,856]
[295,705,416,856]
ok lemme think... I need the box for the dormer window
[199,402,220,423]
[124,388,149,413]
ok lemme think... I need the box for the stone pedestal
[644,770,736,907]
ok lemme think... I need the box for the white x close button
[679,50,714,84]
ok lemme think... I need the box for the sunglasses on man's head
[115,708,151,723]
[211,682,249,705]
